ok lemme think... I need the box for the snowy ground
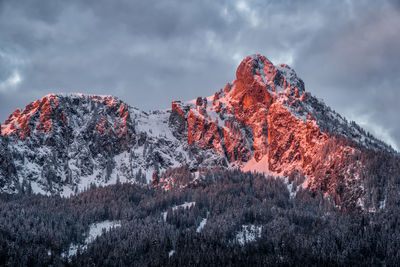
[236,224,262,245]
[168,250,175,258]
[286,181,300,199]
[242,155,270,174]
[196,218,207,233]
[62,220,121,259]
[162,202,196,222]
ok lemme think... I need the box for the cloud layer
[0,0,399,150]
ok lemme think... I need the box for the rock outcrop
[0,55,397,210]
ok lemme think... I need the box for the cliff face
[171,54,390,167]
[0,94,139,194]
[0,54,396,210]
[165,54,395,209]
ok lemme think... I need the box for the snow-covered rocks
[0,54,396,211]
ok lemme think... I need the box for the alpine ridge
[0,54,398,210]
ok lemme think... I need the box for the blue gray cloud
[0,0,399,150]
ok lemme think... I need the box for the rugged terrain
[1,54,398,210]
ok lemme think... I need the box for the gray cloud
[0,0,399,150]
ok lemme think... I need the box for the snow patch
[236,224,262,245]
[285,180,300,199]
[86,220,121,243]
[173,201,196,211]
[162,211,168,222]
[196,218,207,233]
[162,202,196,222]
[62,220,121,259]
[242,155,269,174]
[379,196,387,210]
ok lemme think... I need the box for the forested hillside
[1,169,400,266]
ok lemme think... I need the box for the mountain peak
[0,55,396,209]
[235,54,275,81]
[230,55,274,109]
[230,54,305,105]
[1,93,129,139]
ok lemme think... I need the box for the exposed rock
[0,55,396,211]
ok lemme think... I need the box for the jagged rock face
[0,54,397,210]
[2,94,134,144]
[265,102,367,209]
[266,102,325,175]
[164,54,395,210]
[0,94,227,195]
[171,54,392,167]
[0,94,140,194]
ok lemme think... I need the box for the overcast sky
[0,0,399,150]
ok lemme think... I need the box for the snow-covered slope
[0,54,397,210]
[0,94,225,195]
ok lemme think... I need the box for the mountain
[0,93,226,195]
[1,54,398,210]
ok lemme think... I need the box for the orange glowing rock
[171,101,185,117]
[165,54,368,197]
[1,94,132,140]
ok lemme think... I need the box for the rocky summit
[0,54,398,210]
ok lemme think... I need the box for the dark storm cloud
[0,0,399,150]
[291,0,400,150]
